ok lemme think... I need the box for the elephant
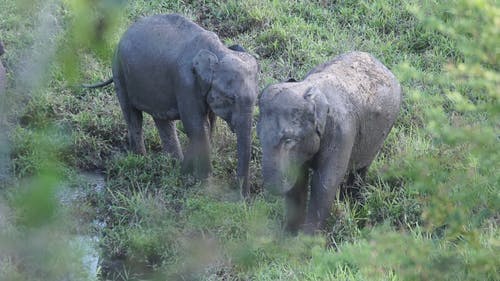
[84,14,259,197]
[0,41,5,95]
[257,51,402,234]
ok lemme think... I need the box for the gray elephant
[257,51,402,233]
[85,14,259,196]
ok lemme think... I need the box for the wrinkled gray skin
[0,41,5,95]
[96,14,259,196]
[258,52,402,234]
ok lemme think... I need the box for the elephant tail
[82,77,114,88]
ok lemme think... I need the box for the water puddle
[71,234,100,279]
[58,171,106,280]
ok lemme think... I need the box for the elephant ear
[304,87,330,137]
[193,49,219,96]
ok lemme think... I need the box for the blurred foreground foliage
[0,0,498,280]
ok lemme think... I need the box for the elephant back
[307,51,401,115]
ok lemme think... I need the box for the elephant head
[193,49,259,196]
[257,84,330,195]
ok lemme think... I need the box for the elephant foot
[130,141,146,155]
[164,148,183,162]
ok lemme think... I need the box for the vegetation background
[0,0,498,280]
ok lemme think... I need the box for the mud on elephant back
[83,14,260,197]
[257,51,402,234]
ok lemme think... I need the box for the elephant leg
[153,118,183,160]
[180,112,211,179]
[303,169,342,234]
[284,165,309,234]
[125,107,146,155]
[303,125,355,234]
[115,81,146,155]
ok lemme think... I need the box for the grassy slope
[1,0,498,280]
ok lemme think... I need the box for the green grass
[1,0,498,280]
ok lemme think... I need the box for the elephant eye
[282,138,296,149]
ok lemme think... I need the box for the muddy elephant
[257,52,402,233]
[85,14,259,197]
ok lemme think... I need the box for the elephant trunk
[261,151,284,195]
[262,150,295,196]
[235,110,253,198]
[262,160,282,195]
